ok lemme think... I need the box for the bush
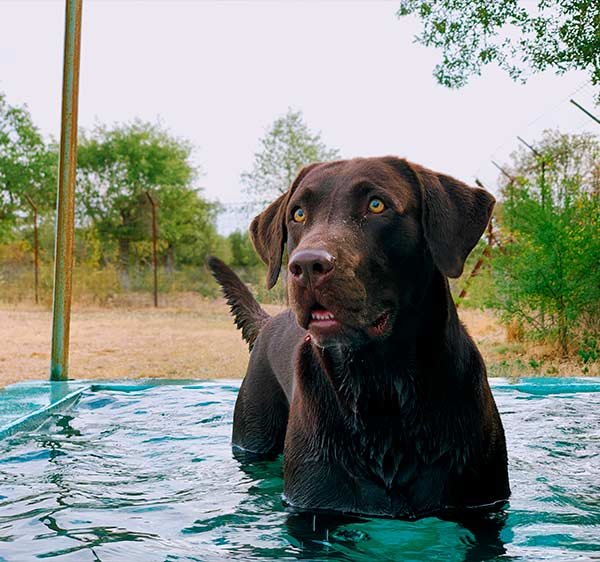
[490,132,600,356]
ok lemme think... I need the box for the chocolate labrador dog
[208,156,510,520]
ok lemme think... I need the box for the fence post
[456,180,496,307]
[491,161,516,233]
[23,194,39,304]
[145,191,158,307]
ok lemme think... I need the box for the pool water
[0,379,599,561]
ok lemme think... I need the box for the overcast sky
[1,1,598,232]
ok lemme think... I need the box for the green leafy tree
[0,93,56,241]
[241,108,340,207]
[491,131,600,355]
[77,120,216,286]
[396,1,600,93]
[149,184,219,271]
[228,230,261,268]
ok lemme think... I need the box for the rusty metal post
[456,221,493,305]
[491,161,515,232]
[50,0,83,381]
[491,161,513,181]
[23,194,39,304]
[145,191,158,307]
[456,182,495,307]
[517,136,548,208]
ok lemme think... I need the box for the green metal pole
[50,0,82,381]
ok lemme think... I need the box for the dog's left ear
[249,163,321,289]
[385,158,495,278]
[411,162,495,278]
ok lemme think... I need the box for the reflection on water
[0,380,598,561]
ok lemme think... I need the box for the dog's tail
[207,256,270,350]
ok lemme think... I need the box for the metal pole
[516,136,541,158]
[23,194,39,304]
[491,161,513,181]
[456,201,494,306]
[517,135,549,328]
[570,98,600,126]
[491,161,515,231]
[145,191,158,307]
[50,0,82,381]
[517,136,548,207]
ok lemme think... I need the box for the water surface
[0,379,598,561]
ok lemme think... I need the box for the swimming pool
[0,378,599,561]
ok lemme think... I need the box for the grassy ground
[0,294,594,388]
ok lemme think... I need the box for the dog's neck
[300,267,469,423]
[320,267,459,366]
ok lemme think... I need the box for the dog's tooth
[310,310,336,322]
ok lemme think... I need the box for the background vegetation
[397,0,600,94]
[1,91,598,375]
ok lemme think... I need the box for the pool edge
[0,386,89,440]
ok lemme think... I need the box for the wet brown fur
[208,156,510,519]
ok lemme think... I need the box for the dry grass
[0,296,594,388]
[459,308,597,378]
[0,295,283,388]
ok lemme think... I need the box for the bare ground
[0,295,593,388]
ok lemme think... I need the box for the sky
[1,1,598,233]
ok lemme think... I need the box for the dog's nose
[288,249,335,288]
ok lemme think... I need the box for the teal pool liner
[0,385,88,439]
[492,377,600,395]
[1,377,598,441]
[0,379,230,440]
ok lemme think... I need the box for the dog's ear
[249,192,289,289]
[385,157,495,278]
[249,163,320,289]
[410,162,495,278]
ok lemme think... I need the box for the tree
[77,120,216,286]
[396,1,600,94]
[150,183,219,271]
[0,93,56,241]
[228,230,261,268]
[491,131,600,355]
[241,108,340,207]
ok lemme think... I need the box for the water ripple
[0,380,598,561]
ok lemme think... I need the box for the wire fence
[473,80,598,194]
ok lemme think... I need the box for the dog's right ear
[249,163,320,289]
[249,192,289,290]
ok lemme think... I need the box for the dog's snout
[289,249,335,288]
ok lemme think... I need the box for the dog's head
[249,157,494,348]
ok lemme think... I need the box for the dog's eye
[368,198,385,214]
[292,207,306,223]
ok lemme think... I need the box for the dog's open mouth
[308,305,341,334]
[306,302,393,340]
